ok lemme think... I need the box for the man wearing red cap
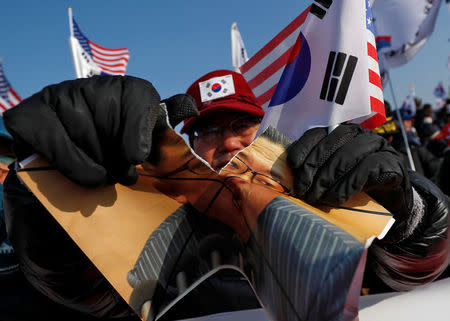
[1,72,449,320]
[182,70,264,170]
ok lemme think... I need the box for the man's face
[191,111,261,170]
[403,119,413,132]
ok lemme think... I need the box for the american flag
[69,9,130,77]
[0,60,21,114]
[239,8,309,110]
[361,0,385,128]
[241,0,385,140]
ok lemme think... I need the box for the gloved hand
[3,75,198,187]
[369,170,450,291]
[286,123,413,242]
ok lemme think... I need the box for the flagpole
[68,8,82,79]
[387,72,416,171]
[371,12,415,171]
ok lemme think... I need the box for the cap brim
[181,100,264,134]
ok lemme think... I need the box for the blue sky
[1,0,449,111]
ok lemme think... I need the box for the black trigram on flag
[310,0,332,19]
[320,51,358,105]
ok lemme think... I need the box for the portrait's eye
[228,160,240,170]
[255,176,277,188]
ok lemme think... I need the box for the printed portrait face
[141,127,225,213]
[220,135,293,195]
[140,125,294,241]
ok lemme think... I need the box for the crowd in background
[374,97,450,197]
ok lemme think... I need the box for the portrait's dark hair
[259,126,292,148]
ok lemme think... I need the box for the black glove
[368,170,449,291]
[3,76,198,187]
[287,123,413,242]
[390,170,449,255]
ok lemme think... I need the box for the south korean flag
[199,75,236,103]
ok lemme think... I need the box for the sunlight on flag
[241,0,385,140]
[68,8,130,78]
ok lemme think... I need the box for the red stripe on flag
[369,69,382,90]
[256,84,278,106]
[360,97,386,129]
[91,46,129,58]
[286,33,303,65]
[370,96,385,114]
[99,66,126,74]
[240,6,310,74]
[360,112,385,129]
[367,42,378,62]
[247,47,294,89]
[0,102,8,111]
[93,55,129,63]
[94,61,128,69]
[9,89,22,105]
[248,33,303,88]
[89,40,128,52]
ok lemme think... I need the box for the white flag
[372,0,442,69]
[231,22,249,73]
[242,0,384,140]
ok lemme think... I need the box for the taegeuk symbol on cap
[199,74,236,103]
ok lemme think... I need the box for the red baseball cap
[180,69,264,134]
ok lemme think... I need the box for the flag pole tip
[68,7,72,11]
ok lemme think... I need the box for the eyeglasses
[192,116,261,141]
[221,156,291,194]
